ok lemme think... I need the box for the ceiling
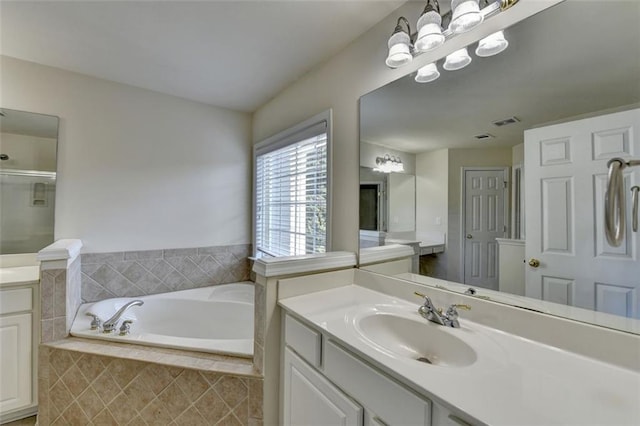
[0,0,404,112]
[360,1,640,154]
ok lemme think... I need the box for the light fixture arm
[392,16,412,37]
[423,0,441,16]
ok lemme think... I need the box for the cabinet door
[0,313,32,413]
[283,347,363,426]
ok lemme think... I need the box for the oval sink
[356,313,477,367]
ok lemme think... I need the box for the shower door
[0,170,56,254]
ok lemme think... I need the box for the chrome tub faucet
[102,300,144,333]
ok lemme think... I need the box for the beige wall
[252,1,561,254]
[1,56,252,252]
[446,147,513,283]
[512,143,524,166]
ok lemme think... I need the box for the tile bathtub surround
[38,345,263,426]
[40,258,82,343]
[81,244,252,302]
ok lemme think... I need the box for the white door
[525,108,640,317]
[283,347,363,426]
[463,169,508,289]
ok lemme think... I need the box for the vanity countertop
[279,284,640,426]
[0,265,40,288]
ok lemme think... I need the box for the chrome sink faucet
[414,292,470,328]
[102,300,144,333]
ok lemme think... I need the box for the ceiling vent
[492,116,520,127]
[474,133,494,140]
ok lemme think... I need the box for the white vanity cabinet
[0,281,39,423]
[282,314,474,426]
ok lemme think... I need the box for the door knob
[528,258,541,268]
[466,234,473,239]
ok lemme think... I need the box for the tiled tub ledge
[38,338,263,426]
[43,338,259,377]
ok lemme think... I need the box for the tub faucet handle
[86,313,102,330]
[119,320,133,336]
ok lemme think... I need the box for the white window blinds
[255,122,328,258]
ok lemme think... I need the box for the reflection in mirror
[359,142,417,249]
[0,108,59,254]
[359,1,640,332]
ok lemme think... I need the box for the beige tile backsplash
[80,244,251,302]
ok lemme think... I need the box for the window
[254,112,331,257]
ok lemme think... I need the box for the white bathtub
[70,282,254,357]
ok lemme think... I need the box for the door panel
[525,108,640,317]
[463,169,507,289]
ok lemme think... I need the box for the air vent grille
[474,133,494,140]
[492,116,520,127]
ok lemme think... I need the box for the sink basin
[355,313,477,367]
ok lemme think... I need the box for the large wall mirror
[359,0,640,333]
[0,108,59,254]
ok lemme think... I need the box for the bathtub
[70,282,254,357]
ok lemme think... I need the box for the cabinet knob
[528,258,541,268]
[466,234,473,239]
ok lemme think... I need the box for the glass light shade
[415,11,445,53]
[385,31,412,68]
[443,47,472,71]
[415,63,440,83]
[475,30,509,57]
[449,0,483,34]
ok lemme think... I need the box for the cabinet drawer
[0,288,33,315]
[284,314,322,367]
[324,340,431,426]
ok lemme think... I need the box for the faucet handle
[445,304,471,317]
[450,303,471,311]
[86,313,102,330]
[119,320,133,336]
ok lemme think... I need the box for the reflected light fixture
[449,0,484,34]
[373,154,405,173]
[415,63,440,83]
[385,17,413,68]
[443,47,472,71]
[475,29,509,56]
[415,0,445,53]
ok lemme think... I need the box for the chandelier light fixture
[443,47,472,70]
[415,0,445,53]
[449,0,484,34]
[475,30,509,56]
[373,154,405,173]
[385,17,413,68]
[385,0,518,80]
[415,62,440,83]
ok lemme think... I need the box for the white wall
[252,1,560,253]
[388,173,415,232]
[416,149,448,239]
[0,133,57,171]
[1,56,252,252]
[446,147,513,283]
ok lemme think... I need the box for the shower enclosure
[0,108,59,254]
